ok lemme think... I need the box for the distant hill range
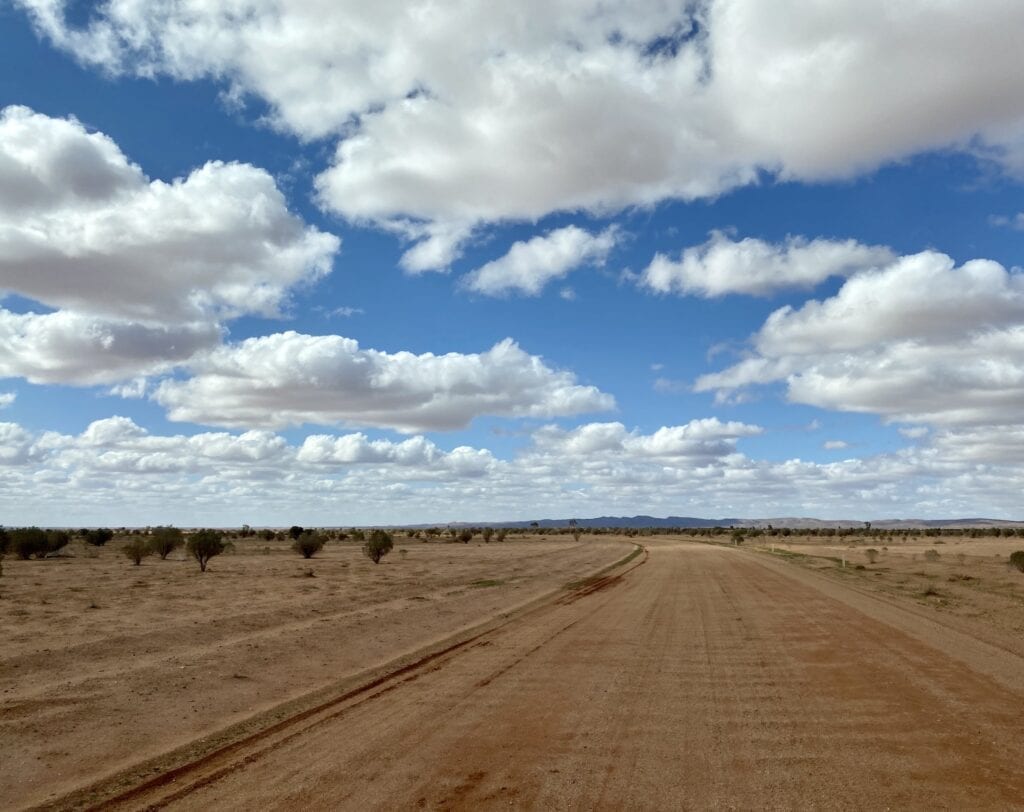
[420,515,1024,530]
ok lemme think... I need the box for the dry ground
[747,534,1024,645]
[0,534,627,809]
[4,533,1024,810]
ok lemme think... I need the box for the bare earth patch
[0,534,627,809]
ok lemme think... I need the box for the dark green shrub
[288,525,305,540]
[292,531,326,559]
[187,529,228,572]
[363,530,393,564]
[1010,550,1024,573]
[150,526,184,559]
[11,527,51,559]
[82,528,114,547]
[123,538,151,565]
[457,529,473,543]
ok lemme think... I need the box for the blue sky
[2,1,1024,525]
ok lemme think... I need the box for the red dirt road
[75,541,1024,810]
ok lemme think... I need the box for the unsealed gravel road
[88,540,1024,810]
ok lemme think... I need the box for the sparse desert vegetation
[0,529,625,808]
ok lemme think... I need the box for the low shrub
[11,527,68,560]
[363,529,394,564]
[149,526,184,559]
[82,528,114,547]
[123,537,151,566]
[292,531,326,559]
[1010,550,1024,573]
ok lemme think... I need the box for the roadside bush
[187,529,229,572]
[292,531,326,559]
[363,530,394,564]
[481,527,494,543]
[82,528,114,547]
[1010,550,1024,573]
[457,529,473,544]
[923,548,941,562]
[123,537,151,566]
[865,548,879,564]
[495,529,508,542]
[150,526,184,559]
[350,529,365,542]
[0,527,9,555]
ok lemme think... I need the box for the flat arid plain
[3,532,1024,810]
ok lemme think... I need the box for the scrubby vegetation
[292,531,327,559]
[10,528,69,560]
[150,526,184,559]
[187,529,229,572]
[363,529,394,564]
[123,537,151,566]
[81,528,114,547]
[1010,550,1024,573]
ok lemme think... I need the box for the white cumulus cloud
[152,332,615,432]
[18,2,1024,266]
[697,251,1024,427]
[641,231,894,297]
[462,226,619,297]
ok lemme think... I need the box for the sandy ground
[28,536,1024,811]
[0,534,627,809]
[746,534,1024,646]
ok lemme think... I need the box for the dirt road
[67,541,1024,810]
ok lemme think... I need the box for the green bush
[1010,550,1024,573]
[187,529,229,572]
[149,526,184,559]
[292,531,326,559]
[123,537,151,566]
[82,528,114,547]
[363,530,394,564]
[11,527,68,560]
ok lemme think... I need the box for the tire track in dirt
[35,545,646,812]
[45,541,1024,810]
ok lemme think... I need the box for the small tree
[292,531,326,559]
[1009,550,1024,573]
[187,529,228,572]
[481,527,494,543]
[363,529,393,564]
[288,525,305,540]
[123,537,151,566]
[150,526,184,559]
[495,529,508,542]
[865,548,879,564]
[457,529,473,544]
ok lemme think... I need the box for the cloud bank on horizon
[2,0,1024,523]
